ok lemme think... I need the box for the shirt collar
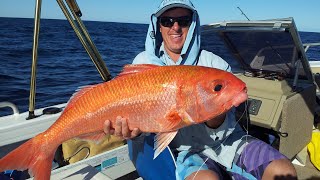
[159,43,184,65]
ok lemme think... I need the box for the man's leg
[262,158,297,180]
[186,170,220,180]
[232,140,297,179]
[176,151,224,180]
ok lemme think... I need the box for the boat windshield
[220,30,303,77]
[201,18,313,81]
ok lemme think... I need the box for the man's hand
[104,116,141,139]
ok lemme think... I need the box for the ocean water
[0,17,147,116]
[0,17,320,116]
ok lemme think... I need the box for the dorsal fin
[116,64,160,78]
[65,84,99,110]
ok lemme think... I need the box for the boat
[202,18,320,179]
[1,0,320,179]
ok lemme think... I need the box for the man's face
[159,8,192,56]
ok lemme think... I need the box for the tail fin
[0,135,55,180]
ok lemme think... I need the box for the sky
[1,0,320,32]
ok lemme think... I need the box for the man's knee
[186,170,220,180]
[263,159,297,180]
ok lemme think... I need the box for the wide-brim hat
[154,0,196,17]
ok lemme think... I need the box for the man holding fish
[0,0,298,180]
[104,0,297,179]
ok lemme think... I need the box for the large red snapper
[0,64,247,180]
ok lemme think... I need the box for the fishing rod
[237,7,250,21]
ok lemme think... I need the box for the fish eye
[214,84,223,92]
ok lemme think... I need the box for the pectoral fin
[161,109,183,130]
[164,109,195,130]
[153,131,178,159]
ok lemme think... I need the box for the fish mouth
[232,91,248,107]
[224,88,248,109]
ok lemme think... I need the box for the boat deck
[295,156,320,179]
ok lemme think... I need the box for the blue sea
[0,17,320,116]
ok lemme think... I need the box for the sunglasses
[159,16,192,28]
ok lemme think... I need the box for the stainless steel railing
[28,0,112,119]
